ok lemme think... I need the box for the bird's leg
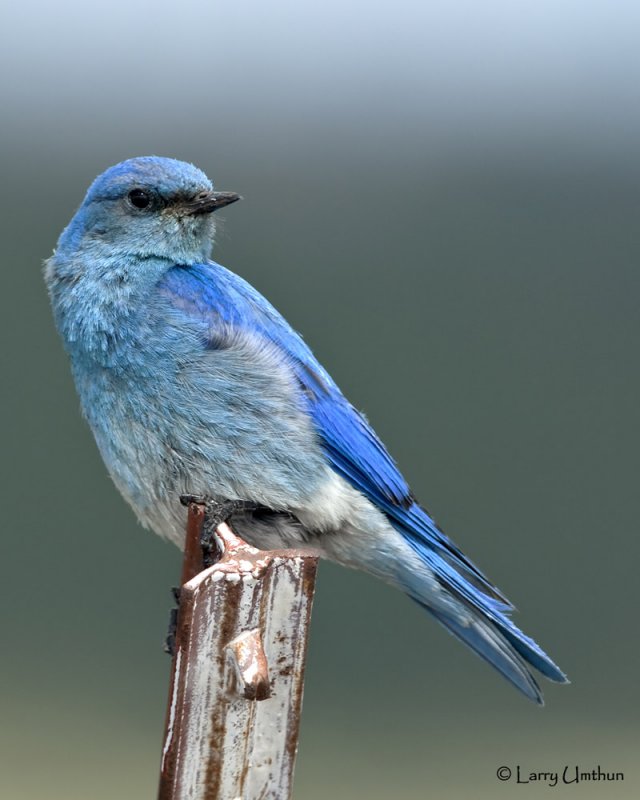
[200,499,263,567]
[180,494,261,568]
[204,498,262,527]
[179,493,209,506]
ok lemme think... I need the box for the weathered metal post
[158,501,318,800]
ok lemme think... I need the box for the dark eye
[128,188,152,209]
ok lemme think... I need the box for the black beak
[184,190,242,215]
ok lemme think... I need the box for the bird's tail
[415,593,567,704]
[390,504,568,704]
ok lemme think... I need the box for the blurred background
[1,1,639,797]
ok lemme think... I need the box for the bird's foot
[163,586,181,657]
[180,494,261,567]
[179,493,209,507]
[205,498,261,527]
[201,499,262,566]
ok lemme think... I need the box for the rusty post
[158,502,318,800]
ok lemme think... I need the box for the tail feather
[394,504,568,702]
[422,601,545,704]
[498,620,568,684]
[408,572,570,702]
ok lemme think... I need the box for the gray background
[1,1,639,797]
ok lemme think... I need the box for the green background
[1,2,639,797]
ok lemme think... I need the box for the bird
[45,156,567,704]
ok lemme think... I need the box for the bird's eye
[128,188,152,209]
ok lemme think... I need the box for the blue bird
[45,156,567,703]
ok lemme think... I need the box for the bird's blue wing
[159,262,569,694]
[161,262,413,505]
[160,262,511,605]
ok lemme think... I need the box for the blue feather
[47,157,568,704]
[159,260,568,693]
[161,262,507,594]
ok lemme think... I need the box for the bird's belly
[75,346,332,546]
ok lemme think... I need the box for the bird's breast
[70,317,332,540]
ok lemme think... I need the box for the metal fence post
[158,501,318,799]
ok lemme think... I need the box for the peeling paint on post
[158,502,318,800]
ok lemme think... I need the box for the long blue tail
[392,503,568,704]
[417,596,567,704]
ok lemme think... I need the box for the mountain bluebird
[45,156,567,703]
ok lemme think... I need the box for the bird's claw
[204,498,260,527]
[182,496,261,567]
[179,493,208,507]
[201,500,261,566]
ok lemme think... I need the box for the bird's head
[56,156,240,264]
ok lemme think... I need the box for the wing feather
[159,262,510,606]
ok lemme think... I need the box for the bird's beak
[183,191,242,215]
